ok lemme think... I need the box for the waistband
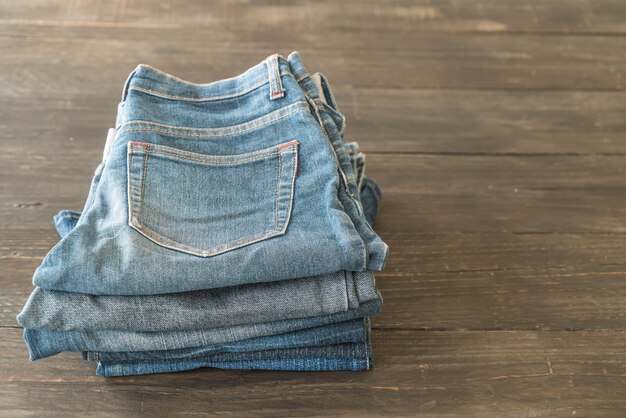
[122,51,312,103]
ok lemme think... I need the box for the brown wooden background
[1,1,626,416]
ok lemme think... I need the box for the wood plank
[336,89,626,154]
[1,27,626,92]
[2,0,625,416]
[3,0,626,34]
[375,232,626,330]
[1,328,625,417]
[5,90,626,154]
[368,154,626,234]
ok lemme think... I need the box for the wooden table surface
[1,1,626,416]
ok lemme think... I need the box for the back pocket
[127,140,299,257]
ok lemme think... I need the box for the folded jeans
[31,52,388,296]
[18,52,387,376]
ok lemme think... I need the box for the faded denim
[18,145,382,333]
[91,318,372,376]
[18,271,378,332]
[24,299,381,360]
[97,341,372,377]
[85,318,368,363]
[19,52,387,376]
[31,52,388,296]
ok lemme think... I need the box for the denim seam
[296,82,367,269]
[296,73,310,83]
[313,106,368,269]
[312,103,382,268]
[130,222,285,258]
[129,141,296,163]
[130,149,282,166]
[121,101,307,132]
[138,148,149,225]
[118,102,309,139]
[308,95,352,198]
[129,82,268,103]
[130,68,293,103]
[281,145,298,235]
[343,271,350,312]
[126,145,298,257]
[127,152,133,228]
[132,63,293,96]
[314,101,352,190]
[297,86,351,195]
[275,152,281,229]
[314,101,346,137]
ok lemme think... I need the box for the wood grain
[3,0,626,34]
[5,90,626,154]
[1,26,626,93]
[1,328,625,417]
[2,0,626,416]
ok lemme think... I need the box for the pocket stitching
[137,150,281,166]
[127,141,298,257]
[279,146,298,232]
[275,151,281,229]
[129,141,296,165]
[131,222,285,258]
[138,148,150,225]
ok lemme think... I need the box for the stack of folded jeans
[16,52,389,377]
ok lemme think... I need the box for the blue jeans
[28,150,382,376]
[20,142,383,359]
[19,53,386,376]
[23,152,383,374]
[97,340,373,377]
[21,144,383,374]
[31,52,388,296]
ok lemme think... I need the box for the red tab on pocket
[277,140,299,149]
[129,141,152,148]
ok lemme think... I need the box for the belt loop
[266,54,285,100]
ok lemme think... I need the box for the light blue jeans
[24,300,381,360]
[31,52,388,296]
[18,143,382,334]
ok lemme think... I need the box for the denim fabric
[19,52,387,376]
[24,299,381,360]
[360,178,383,228]
[93,319,372,377]
[96,341,372,377]
[50,176,380,234]
[85,318,367,363]
[53,210,81,239]
[18,146,381,333]
[18,271,378,332]
[32,52,388,296]
[98,356,371,377]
